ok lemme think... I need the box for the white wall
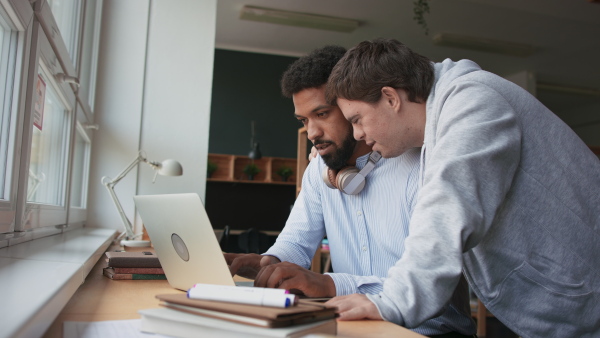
[87,0,217,233]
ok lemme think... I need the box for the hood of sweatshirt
[418,59,482,186]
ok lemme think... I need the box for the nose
[353,124,365,141]
[307,121,323,143]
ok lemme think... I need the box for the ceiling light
[433,33,536,58]
[240,5,360,33]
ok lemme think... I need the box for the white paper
[63,319,171,338]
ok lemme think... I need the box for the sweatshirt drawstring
[419,142,426,188]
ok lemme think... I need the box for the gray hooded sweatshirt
[367,59,600,338]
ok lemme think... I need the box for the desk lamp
[248,120,262,160]
[101,150,183,247]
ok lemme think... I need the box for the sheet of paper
[63,319,171,338]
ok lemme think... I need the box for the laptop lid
[133,193,235,290]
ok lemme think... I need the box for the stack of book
[103,251,166,280]
[139,293,338,337]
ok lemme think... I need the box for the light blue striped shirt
[265,148,476,336]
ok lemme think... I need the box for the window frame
[16,18,76,230]
[67,109,92,225]
[0,0,101,235]
[0,0,33,235]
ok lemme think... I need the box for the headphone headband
[341,151,382,194]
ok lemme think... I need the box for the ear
[381,87,402,112]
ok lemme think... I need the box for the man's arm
[223,160,326,281]
[262,159,326,267]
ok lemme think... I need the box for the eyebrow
[294,105,331,118]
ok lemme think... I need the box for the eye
[297,118,307,126]
[316,111,328,118]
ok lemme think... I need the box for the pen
[188,284,297,308]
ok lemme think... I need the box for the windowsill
[0,227,116,338]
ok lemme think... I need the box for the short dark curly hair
[281,45,347,98]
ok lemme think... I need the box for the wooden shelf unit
[207,153,297,185]
[296,127,308,197]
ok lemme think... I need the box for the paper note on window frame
[33,74,46,131]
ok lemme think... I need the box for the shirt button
[362,246,367,252]
[357,211,362,216]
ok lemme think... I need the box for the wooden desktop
[43,246,423,338]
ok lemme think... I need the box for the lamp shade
[158,159,183,176]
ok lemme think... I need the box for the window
[70,118,91,209]
[77,0,101,111]
[0,0,101,235]
[0,14,17,199]
[26,61,72,205]
[47,0,81,66]
[0,0,30,234]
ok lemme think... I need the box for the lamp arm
[105,153,147,186]
[104,183,135,239]
[101,152,148,240]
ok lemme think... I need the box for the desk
[44,247,423,338]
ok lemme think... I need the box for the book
[104,251,161,268]
[112,267,164,274]
[103,267,167,280]
[155,293,337,328]
[139,307,337,338]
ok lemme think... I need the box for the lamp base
[120,239,152,247]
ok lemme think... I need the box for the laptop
[133,193,247,290]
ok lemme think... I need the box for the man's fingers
[227,257,243,276]
[223,253,238,265]
[337,307,367,321]
[325,294,382,321]
[254,264,276,287]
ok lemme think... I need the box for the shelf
[296,127,308,197]
[207,153,297,185]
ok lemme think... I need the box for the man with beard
[225,46,476,338]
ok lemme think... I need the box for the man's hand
[308,146,318,162]
[224,253,280,279]
[254,261,336,298]
[325,294,383,321]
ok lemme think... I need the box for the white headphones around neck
[322,151,382,195]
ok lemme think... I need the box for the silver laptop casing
[133,193,235,290]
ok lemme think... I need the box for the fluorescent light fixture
[433,33,536,58]
[240,5,360,33]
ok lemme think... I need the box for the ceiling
[215,0,600,94]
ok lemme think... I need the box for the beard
[318,130,357,171]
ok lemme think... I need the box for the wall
[209,49,299,158]
[537,90,600,147]
[204,50,301,233]
[87,0,217,233]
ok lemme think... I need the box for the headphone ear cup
[336,167,365,194]
[322,167,338,189]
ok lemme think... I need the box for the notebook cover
[155,293,337,324]
[112,267,165,274]
[139,307,337,337]
[103,267,167,280]
[105,251,162,268]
